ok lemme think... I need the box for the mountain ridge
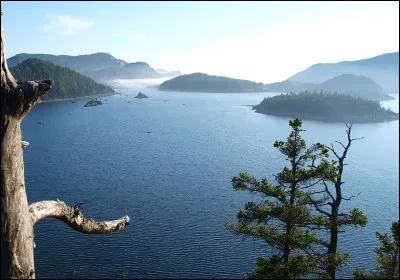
[7,52,181,81]
[286,52,399,94]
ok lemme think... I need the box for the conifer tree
[225,118,330,279]
[353,221,399,279]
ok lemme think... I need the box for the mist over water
[103,77,172,91]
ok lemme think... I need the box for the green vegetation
[253,91,398,123]
[10,59,115,101]
[159,73,268,93]
[353,221,399,279]
[225,119,331,278]
[226,118,368,279]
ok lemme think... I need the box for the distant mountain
[7,52,127,73]
[159,73,269,93]
[83,62,160,80]
[159,72,391,101]
[264,80,317,94]
[319,74,385,98]
[7,53,181,82]
[266,74,392,101]
[157,69,182,77]
[10,58,115,101]
[83,62,181,81]
[287,52,399,94]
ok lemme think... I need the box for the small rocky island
[135,92,149,99]
[84,98,103,107]
[253,91,399,123]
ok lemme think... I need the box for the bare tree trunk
[324,124,361,279]
[1,16,129,279]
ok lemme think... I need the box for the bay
[22,90,399,279]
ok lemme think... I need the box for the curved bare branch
[29,200,130,234]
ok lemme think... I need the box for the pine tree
[353,221,399,279]
[225,118,330,279]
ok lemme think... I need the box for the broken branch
[29,200,130,234]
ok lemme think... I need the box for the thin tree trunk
[327,206,339,279]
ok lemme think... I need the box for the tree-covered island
[253,91,399,123]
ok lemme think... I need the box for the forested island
[10,58,115,101]
[253,91,399,123]
[159,73,268,93]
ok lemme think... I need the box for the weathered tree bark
[29,200,130,234]
[1,17,130,279]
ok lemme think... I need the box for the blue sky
[2,1,399,83]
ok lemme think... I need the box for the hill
[265,74,392,101]
[7,52,126,73]
[7,53,181,81]
[10,59,115,101]
[159,73,269,93]
[253,91,399,123]
[286,52,399,94]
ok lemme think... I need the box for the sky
[1,1,399,83]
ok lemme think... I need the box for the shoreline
[39,93,117,104]
[252,108,399,124]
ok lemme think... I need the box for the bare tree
[1,14,130,279]
[307,124,368,279]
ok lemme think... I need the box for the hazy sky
[2,1,399,83]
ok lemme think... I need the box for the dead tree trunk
[1,16,130,279]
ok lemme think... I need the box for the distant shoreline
[40,93,117,104]
[251,107,399,124]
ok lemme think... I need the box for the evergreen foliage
[253,91,398,123]
[226,118,331,279]
[353,221,399,279]
[10,58,115,101]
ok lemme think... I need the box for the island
[158,72,393,101]
[84,98,103,107]
[253,91,399,123]
[134,92,149,99]
[10,58,115,101]
[159,73,268,93]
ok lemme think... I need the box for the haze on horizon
[2,1,399,83]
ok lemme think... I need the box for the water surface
[23,90,399,278]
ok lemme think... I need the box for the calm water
[22,90,399,279]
